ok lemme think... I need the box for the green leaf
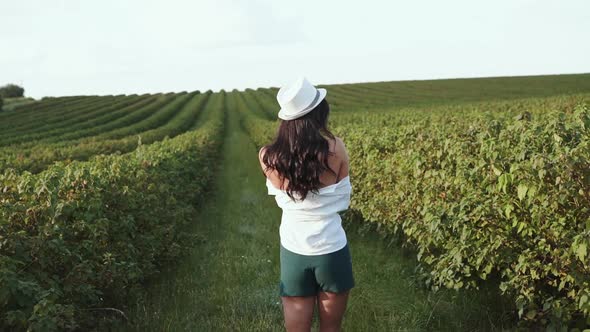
[526,309,536,319]
[517,222,525,234]
[505,204,514,218]
[517,184,528,201]
[575,242,587,262]
[492,165,502,176]
[580,294,589,308]
[526,185,537,200]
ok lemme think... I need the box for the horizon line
[10,71,590,99]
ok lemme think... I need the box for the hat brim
[278,88,327,120]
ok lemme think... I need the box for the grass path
[125,104,515,331]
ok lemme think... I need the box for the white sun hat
[277,77,327,120]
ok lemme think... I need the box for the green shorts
[279,243,355,297]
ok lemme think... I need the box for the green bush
[0,84,25,98]
[0,106,224,330]
[336,102,590,328]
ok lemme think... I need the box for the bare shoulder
[333,136,348,157]
[334,136,346,148]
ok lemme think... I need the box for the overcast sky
[1,0,589,98]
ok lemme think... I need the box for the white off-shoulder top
[266,175,352,255]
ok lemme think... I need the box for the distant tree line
[0,84,25,98]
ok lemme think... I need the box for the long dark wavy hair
[261,98,338,201]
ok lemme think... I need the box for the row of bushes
[337,102,589,328]
[0,95,145,146]
[0,92,226,330]
[240,91,590,329]
[0,93,210,174]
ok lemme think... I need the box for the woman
[258,77,355,332]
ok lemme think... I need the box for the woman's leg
[280,244,317,331]
[313,244,354,331]
[317,290,350,332]
[281,295,316,332]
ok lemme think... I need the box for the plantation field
[1,73,589,331]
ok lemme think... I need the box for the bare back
[259,137,350,191]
